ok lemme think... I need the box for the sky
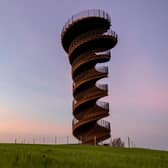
[0,0,168,150]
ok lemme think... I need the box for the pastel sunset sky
[0,0,168,150]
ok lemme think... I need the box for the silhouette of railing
[103,29,118,39]
[97,120,110,129]
[96,84,108,91]
[62,9,111,33]
[95,50,111,56]
[95,66,108,73]
[72,50,111,68]
[96,101,109,110]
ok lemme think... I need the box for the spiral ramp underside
[61,9,117,144]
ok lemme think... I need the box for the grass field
[0,144,167,168]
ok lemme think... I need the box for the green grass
[0,144,167,168]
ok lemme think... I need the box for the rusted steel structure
[61,9,118,144]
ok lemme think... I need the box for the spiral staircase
[61,9,118,144]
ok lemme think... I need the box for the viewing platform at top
[61,9,112,52]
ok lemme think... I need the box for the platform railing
[103,29,118,39]
[95,50,111,56]
[95,66,108,73]
[72,52,92,66]
[96,83,108,91]
[73,99,77,105]
[96,101,109,110]
[72,117,79,125]
[62,9,111,33]
[68,29,117,56]
[75,85,106,102]
[97,120,110,129]
[72,49,110,69]
[68,29,106,54]
[74,67,107,85]
[72,116,110,127]
[73,68,91,83]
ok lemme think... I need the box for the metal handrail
[74,65,108,85]
[103,29,117,37]
[74,85,105,101]
[74,68,91,83]
[97,120,110,129]
[95,50,111,56]
[62,9,111,33]
[68,29,104,54]
[72,52,92,66]
[69,29,117,55]
[72,118,79,124]
[72,49,110,69]
[73,99,77,107]
[73,90,107,111]
[95,66,108,73]
[96,84,108,91]
[96,101,109,110]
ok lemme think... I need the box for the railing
[97,120,110,129]
[72,99,77,110]
[72,48,111,67]
[103,29,118,39]
[72,52,93,66]
[62,9,111,33]
[69,29,117,55]
[95,50,111,56]
[73,90,107,111]
[74,85,106,101]
[73,99,77,104]
[73,68,91,83]
[73,113,109,127]
[72,50,110,74]
[68,29,105,54]
[74,66,108,87]
[73,93,109,111]
[96,101,109,110]
[95,66,108,73]
[72,118,79,124]
[72,82,75,89]
[96,84,108,91]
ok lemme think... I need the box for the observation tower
[61,9,118,144]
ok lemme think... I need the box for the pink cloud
[0,107,70,136]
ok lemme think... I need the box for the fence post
[128,136,130,148]
[110,136,112,146]
[55,136,57,145]
[43,137,45,144]
[67,136,69,144]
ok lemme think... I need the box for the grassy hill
[0,144,167,168]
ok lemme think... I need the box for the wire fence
[0,136,135,147]
[0,135,113,146]
[0,136,79,145]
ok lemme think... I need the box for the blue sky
[0,0,168,149]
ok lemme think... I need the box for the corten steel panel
[61,9,118,144]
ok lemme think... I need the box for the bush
[111,138,125,147]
